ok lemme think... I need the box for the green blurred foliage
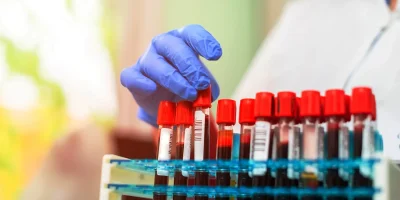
[38,80,66,109]
[66,0,73,12]
[0,1,117,198]
[101,0,118,70]
[1,38,41,82]
[0,38,67,110]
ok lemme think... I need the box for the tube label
[339,126,350,180]
[182,127,192,177]
[157,128,172,176]
[317,126,325,180]
[288,126,300,179]
[158,128,172,160]
[183,127,192,161]
[250,121,271,176]
[194,110,205,161]
[361,118,375,177]
[271,127,278,178]
[339,126,349,159]
[303,124,319,174]
[362,119,375,159]
[288,127,299,160]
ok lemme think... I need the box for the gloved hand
[120,24,222,127]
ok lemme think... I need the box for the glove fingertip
[208,47,222,60]
[120,68,132,88]
[177,24,222,61]
[206,44,222,61]
[194,77,211,90]
[182,87,198,101]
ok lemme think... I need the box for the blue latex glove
[120,24,222,127]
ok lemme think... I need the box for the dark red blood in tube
[215,130,233,200]
[193,87,212,200]
[324,89,348,200]
[194,114,210,200]
[154,101,176,200]
[238,98,255,200]
[275,92,297,200]
[350,87,373,200]
[173,143,188,200]
[174,101,194,200]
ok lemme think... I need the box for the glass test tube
[193,87,212,200]
[173,101,194,200]
[299,90,323,200]
[154,101,176,200]
[215,99,236,200]
[251,92,275,200]
[338,95,351,183]
[350,87,374,200]
[238,99,255,200]
[288,97,302,188]
[286,97,301,192]
[324,89,348,200]
[318,96,326,185]
[275,91,297,200]
[270,97,279,181]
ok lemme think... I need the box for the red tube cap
[216,99,236,125]
[157,101,176,125]
[300,90,321,117]
[276,91,296,118]
[325,89,346,117]
[239,98,255,124]
[254,92,274,120]
[350,87,373,115]
[372,94,376,120]
[175,101,194,125]
[193,86,211,108]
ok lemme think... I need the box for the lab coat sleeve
[344,20,400,162]
[231,0,389,133]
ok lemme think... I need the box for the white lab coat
[232,0,400,161]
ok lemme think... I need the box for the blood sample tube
[237,99,255,200]
[174,101,194,200]
[154,101,176,200]
[318,96,325,186]
[193,86,212,200]
[287,97,301,190]
[216,99,236,200]
[251,92,275,200]
[338,95,351,183]
[275,91,297,200]
[270,97,279,181]
[299,90,323,200]
[324,89,348,200]
[350,87,373,200]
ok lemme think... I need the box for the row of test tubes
[153,86,378,200]
[154,87,213,200]
[232,88,377,200]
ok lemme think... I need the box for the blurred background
[0,0,285,199]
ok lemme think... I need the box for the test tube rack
[99,154,400,200]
